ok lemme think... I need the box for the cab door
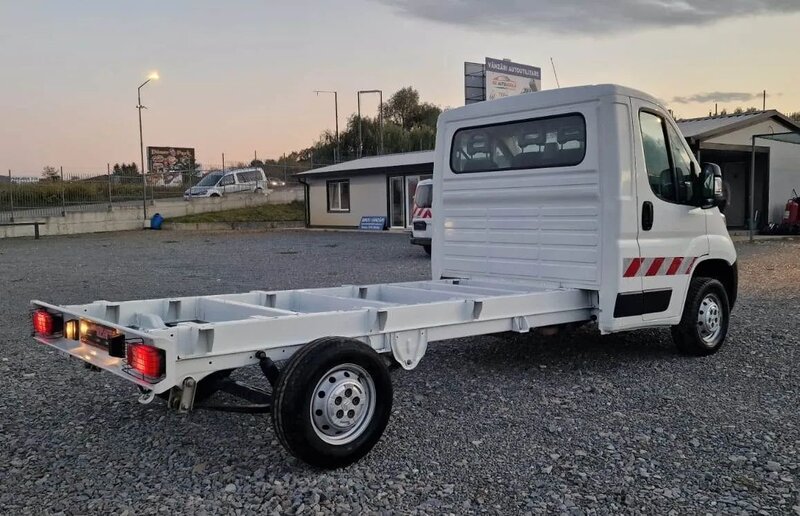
[631,100,708,322]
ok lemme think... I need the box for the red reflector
[33,309,61,336]
[126,343,165,379]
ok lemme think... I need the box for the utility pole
[222,153,225,171]
[358,89,383,157]
[314,90,339,162]
[137,72,159,220]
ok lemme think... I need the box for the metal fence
[0,163,321,223]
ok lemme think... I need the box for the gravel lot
[1,230,798,515]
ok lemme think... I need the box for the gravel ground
[0,230,798,515]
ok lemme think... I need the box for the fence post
[107,163,112,210]
[60,166,66,216]
[8,170,14,223]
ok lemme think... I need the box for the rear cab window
[450,113,586,173]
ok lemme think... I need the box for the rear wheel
[671,277,730,356]
[272,337,392,469]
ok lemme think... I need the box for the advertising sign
[464,62,486,105]
[147,146,196,186]
[484,57,542,101]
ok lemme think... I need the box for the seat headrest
[466,133,490,156]
[558,125,585,145]
[517,128,546,148]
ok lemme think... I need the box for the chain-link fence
[0,162,324,222]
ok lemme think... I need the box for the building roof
[296,150,435,177]
[677,110,800,142]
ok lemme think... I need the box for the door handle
[642,201,653,231]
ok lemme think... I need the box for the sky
[1,0,798,175]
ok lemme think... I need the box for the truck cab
[433,84,736,341]
[410,179,433,255]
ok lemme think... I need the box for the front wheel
[671,277,730,356]
[272,337,392,468]
[423,244,431,256]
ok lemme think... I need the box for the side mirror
[700,163,726,211]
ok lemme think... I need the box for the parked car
[267,177,286,187]
[410,179,433,255]
[184,168,267,199]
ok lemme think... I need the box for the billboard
[484,57,542,101]
[464,62,486,105]
[147,146,195,186]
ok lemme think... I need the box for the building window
[450,113,586,173]
[327,180,350,212]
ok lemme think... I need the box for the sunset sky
[1,0,798,174]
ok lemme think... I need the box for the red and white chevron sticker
[412,206,432,219]
[623,257,697,278]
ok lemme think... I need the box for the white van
[184,168,267,199]
[410,179,433,255]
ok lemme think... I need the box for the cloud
[375,0,800,34]
[670,92,770,104]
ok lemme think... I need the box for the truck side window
[666,124,699,205]
[219,175,235,186]
[639,112,676,202]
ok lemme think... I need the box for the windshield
[414,183,432,208]
[196,172,224,187]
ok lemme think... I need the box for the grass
[168,200,305,223]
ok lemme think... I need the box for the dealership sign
[484,57,542,101]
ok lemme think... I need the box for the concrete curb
[162,221,305,231]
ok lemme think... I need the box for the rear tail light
[126,343,165,380]
[32,309,62,336]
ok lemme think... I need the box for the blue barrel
[150,213,164,230]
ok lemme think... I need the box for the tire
[272,337,393,469]
[157,368,234,402]
[423,245,431,256]
[210,193,221,198]
[671,278,730,356]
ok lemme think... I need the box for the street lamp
[357,89,383,158]
[137,71,159,220]
[314,90,339,163]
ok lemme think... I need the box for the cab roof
[440,84,661,125]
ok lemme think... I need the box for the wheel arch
[692,258,738,309]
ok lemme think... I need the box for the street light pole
[358,89,383,157]
[315,90,339,162]
[137,72,159,221]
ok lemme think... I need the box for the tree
[112,163,139,176]
[305,86,443,162]
[41,166,59,181]
[383,87,420,130]
[788,112,800,122]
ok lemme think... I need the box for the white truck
[31,85,736,469]
[410,178,433,254]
